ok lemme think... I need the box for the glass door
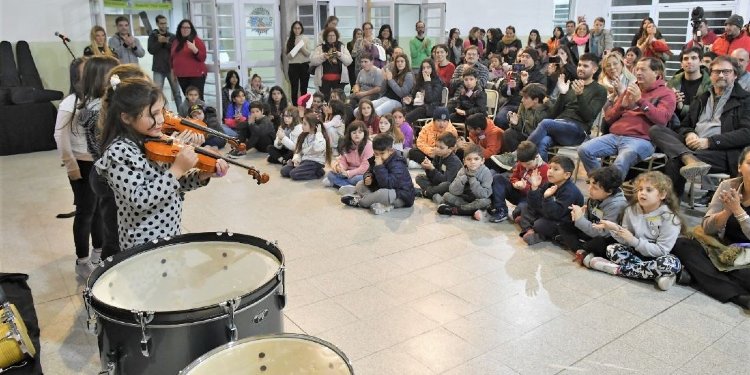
[421,3,445,44]
[189,0,222,114]
[240,0,282,89]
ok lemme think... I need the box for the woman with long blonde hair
[83,25,117,58]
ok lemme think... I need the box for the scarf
[695,84,732,138]
[501,34,517,45]
[572,34,589,46]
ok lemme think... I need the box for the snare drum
[0,302,36,370]
[180,334,353,375]
[83,232,286,375]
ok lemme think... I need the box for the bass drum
[179,333,353,375]
[83,232,286,375]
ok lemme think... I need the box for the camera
[512,63,525,72]
[691,6,705,36]
[548,56,561,64]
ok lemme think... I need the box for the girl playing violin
[95,76,229,250]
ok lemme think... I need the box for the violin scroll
[247,168,270,185]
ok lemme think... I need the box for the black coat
[410,78,445,117]
[147,29,176,74]
[448,86,487,117]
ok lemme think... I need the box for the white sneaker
[370,203,393,215]
[75,258,96,279]
[588,257,620,275]
[432,194,444,205]
[322,177,333,187]
[89,248,102,264]
[338,185,356,196]
[408,160,422,169]
[656,274,677,291]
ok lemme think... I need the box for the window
[610,12,651,47]
[553,0,571,29]
[334,7,358,44]
[612,0,652,5]
[297,5,315,37]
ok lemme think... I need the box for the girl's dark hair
[295,114,332,164]
[449,28,462,45]
[391,54,411,86]
[99,77,165,151]
[527,29,540,46]
[487,28,503,42]
[280,106,301,130]
[550,26,564,41]
[739,146,750,166]
[588,166,623,194]
[626,46,642,59]
[339,120,369,155]
[328,99,345,118]
[330,88,347,101]
[286,21,304,54]
[78,55,120,109]
[377,24,394,41]
[416,58,439,86]
[224,70,240,89]
[231,88,246,101]
[380,114,404,143]
[69,57,87,96]
[174,19,198,53]
[356,99,375,121]
[267,85,288,110]
[351,28,362,41]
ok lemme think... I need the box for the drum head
[91,240,281,312]
[181,334,352,375]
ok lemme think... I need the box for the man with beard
[667,47,711,121]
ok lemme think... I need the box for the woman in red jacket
[171,19,207,99]
[636,23,672,62]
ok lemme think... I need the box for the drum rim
[178,333,354,375]
[84,231,285,325]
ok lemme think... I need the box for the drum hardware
[219,297,241,342]
[133,310,154,357]
[82,288,99,335]
[252,309,269,324]
[277,265,286,309]
[96,361,115,375]
[0,286,36,371]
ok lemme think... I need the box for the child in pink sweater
[324,120,374,193]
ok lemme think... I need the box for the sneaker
[370,203,393,215]
[338,185,356,196]
[679,161,711,182]
[588,257,620,275]
[522,230,544,245]
[437,204,457,215]
[582,252,595,268]
[677,269,692,285]
[75,258,96,279]
[574,250,587,265]
[341,194,360,207]
[322,177,333,187]
[656,274,677,291]
[408,160,422,169]
[89,248,102,264]
[491,152,516,170]
[414,188,424,198]
[432,194,444,205]
[488,209,508,223]
[693,191,714,207]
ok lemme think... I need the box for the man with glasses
[449,46,489,92]
[148,15,182,107]
[712,14,750,72]
[650,55,750,200]
[730,48,750,91]
[410,21,432,73]
[109,16,145,64]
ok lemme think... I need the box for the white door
[189,0,222,114]
[329,0,360,45]
[421,3,446,44]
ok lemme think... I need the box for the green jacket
[667,66,711,121]
[514,101,552,136]
[409,36,433,69]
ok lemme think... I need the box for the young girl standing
[378,114,405,151]
[268,106,303,165]
[324,121,373,191]
[586,171,684,291]
[280,114,332,180]
[95,77,228,250]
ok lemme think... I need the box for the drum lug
[133,310,154,357]
[82,288,99,335]
[276,266,286,309]
[253,309,269,323]
[220,297,241,342]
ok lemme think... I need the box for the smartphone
[512,63,525,72]
[548,56,561,64]
[590,216,601,224]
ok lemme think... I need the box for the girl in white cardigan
[280,114,332,180]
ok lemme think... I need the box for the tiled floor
[1,150,748,374]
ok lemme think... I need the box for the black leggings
[69,160,102,258]
[89,167,120,260]
[288,62,310,104]
[671,238,750,303]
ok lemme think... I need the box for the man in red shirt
[712,14,750,72]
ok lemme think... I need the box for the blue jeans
[153,71,182,106]
[578,134,655,179]
[493,104,518,130]
[371,97,403,116]
[221,124,239,138]
[491,174,527,213]
[326,171,363,188]
[527,118,587,161]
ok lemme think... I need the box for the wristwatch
[641,104,650,112]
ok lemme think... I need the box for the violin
[144,136,269,185]
[162,109,246,152]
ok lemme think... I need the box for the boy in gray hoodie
[437,143,494,220]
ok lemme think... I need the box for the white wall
[1,0,92,42]
[571,0,608,24]
[426,0,555,40]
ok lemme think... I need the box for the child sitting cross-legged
[583,171,684,291]
[341,133,415,214]
[488,141,548,223]
[280,114,332,180]
[414,131,462,200]
[436,143,494,221]
[557,166,628,260]
[324,120,374,193]
[268,106,303,165]
[518,155,584,245]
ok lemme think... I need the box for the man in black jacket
[650,55,750,198]
[148,15,182,106]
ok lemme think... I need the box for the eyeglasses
[710,69,734,76]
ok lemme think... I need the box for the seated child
[391,108,414,151]
[557,166,628,259]
[224,88,250,155]
[324,121,373,191]
[491,83,550,168]
[235,101,275,156]
[488,141,548,223]
[414,132,462,199]
[268,106,303,164]
[447,67,487,124]
[323,99,346,148]
[341,133,415,214]
[280,114,331,180]
[460,113,503,167]
[408,107,458,164]
[519,155,584,245]
[436,143,494,221]
[584,171,683,291]
[378,114,405,151]
[188,103,226,150]
[178,85,206,117]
